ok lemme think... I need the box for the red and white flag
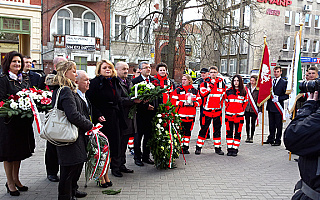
[257,41,272,106]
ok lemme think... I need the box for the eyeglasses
[142,66,151,69]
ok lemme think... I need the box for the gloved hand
[272,95,278,102]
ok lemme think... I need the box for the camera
[299,79,320,93]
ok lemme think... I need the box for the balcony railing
[53,35,101,51]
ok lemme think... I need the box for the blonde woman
[86,60,125,186]
[51,61,93,199]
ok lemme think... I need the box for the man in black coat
[265,66,289,146]
[132,61,160,166]
[284,91,320,200]
[111,61,137,177]
[23,56,40,88]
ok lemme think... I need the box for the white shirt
[273,77,280,87]
[77,89,88,107]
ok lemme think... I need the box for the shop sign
[257,0,292,7]
[301,57,319,63]
[65,35,95,51]
[266,9,280,16]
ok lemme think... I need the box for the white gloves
[272,95,279,102]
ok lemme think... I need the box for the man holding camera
[264,66,289,146]
[284,89,320,199]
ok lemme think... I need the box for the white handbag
[40,87,78,146]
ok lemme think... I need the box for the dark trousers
[58,163,83,200]
[111,134,130,171]
[199,105,210,136]
[245,111,257,138]
[45,141,59,176]
[268,111,283,144]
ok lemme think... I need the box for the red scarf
[154,74,168,88]
[182,84,193,92]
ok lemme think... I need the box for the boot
[215,147,224,155]
[227,148,234,156]
[232,149,238,156]
[245,135,250,143]
[249,137,253,143]
[183,146,190,154]
[195,146,201,155]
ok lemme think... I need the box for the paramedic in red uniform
[225,75,248,156]
[195,66,226,155]
[171,74,201,154]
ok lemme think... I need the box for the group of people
[1,49,314,199]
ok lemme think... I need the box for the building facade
[0,0,41,68]
[202,0,320,77]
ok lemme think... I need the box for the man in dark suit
[111,61,136,177]
[265,66,289,146]
[132,61,159,166]
[23,56,40,88]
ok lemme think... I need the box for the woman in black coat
[86,60,125,187]
[51,61,93,200]
[0,51,35,196]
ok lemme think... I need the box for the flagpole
[261,35,267,146]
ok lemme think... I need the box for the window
[230,34,238,55]
[244,6,251,27]
[0,17,30,34]
[283,36,290,50]
[284,11,292,25]
[115,15,127,41]
[303,39,310,52]
[315,15,320,28]
[114,59,126,64]
[57,9,71,35]
[221,59,227,73]
[185,45,192,56]
[305,14,312,27]
[221,36,229,56]
[229,59,237,75]
[313,40,319,53]
[239,59,247,74]
[233,9,240,27]
[83,12,95,37]
[240,34,248,54]
[74,56,87,71]
[138,18,151,43]
[234,0,241,4]
[224,12,230,26]
[295,12,301,26]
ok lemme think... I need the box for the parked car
[239,74,250,85]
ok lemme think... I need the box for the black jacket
[86,76,125,157]
[284,100,320,196]
[0,73,35,162]
[76,92,92,146]
[52,86,93,166]
[28,70,41,88]
[245,83,262,113]
[266,78,289,113]
[116,76,135,136]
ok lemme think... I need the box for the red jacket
[225,88,248,115]
[171,85,201,118]
[199,77,226,117]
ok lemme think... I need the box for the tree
[111,0,262,79]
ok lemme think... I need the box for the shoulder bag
[40,87,78,146]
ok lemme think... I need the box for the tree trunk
[167,0,178,79]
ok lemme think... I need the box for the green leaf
[101,189,122,195]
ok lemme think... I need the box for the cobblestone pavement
[0,110,300,200]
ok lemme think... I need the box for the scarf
[154,74,168,88]
[182,84,193,93]
[8,70,22,83]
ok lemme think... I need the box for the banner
[257,40,272,106]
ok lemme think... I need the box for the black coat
[0,73,35,162]
[245,83,262,113]
[116,77,135,136]
[131,75,160,134]
[86,76,125,157]
[52,86,93,166]
[266,78,289,113]
[284,100,320,197]
[28,70,41,88]
[76,92,92,146]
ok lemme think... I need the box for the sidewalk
[0,111,299,199]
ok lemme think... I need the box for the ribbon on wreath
[29,95,42,134]
[85,124,110,180]
[168,122,173,168]
[170,121,187,165]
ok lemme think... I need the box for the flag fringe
[288,93,304,114]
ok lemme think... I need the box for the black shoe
[97,181,112,188]
[74,190,87,198]
[195,149,201,155]
[112,170,123,177]
[5,183,20,196]
[47,175,59,182]
[231,152,238,156]
[120,167,134,173]
[227,148,234,156]
[71,196,78,200]
[248,138,253,143]
[135,159,144,166]
[245,138,250,143]
[271,143,281,146]
[15,184,28,191]
[183,149,190,154]
[263,141,274,145]
[142,158,154,165]
[215,147,224,155]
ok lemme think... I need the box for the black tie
[273,79,277,87]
